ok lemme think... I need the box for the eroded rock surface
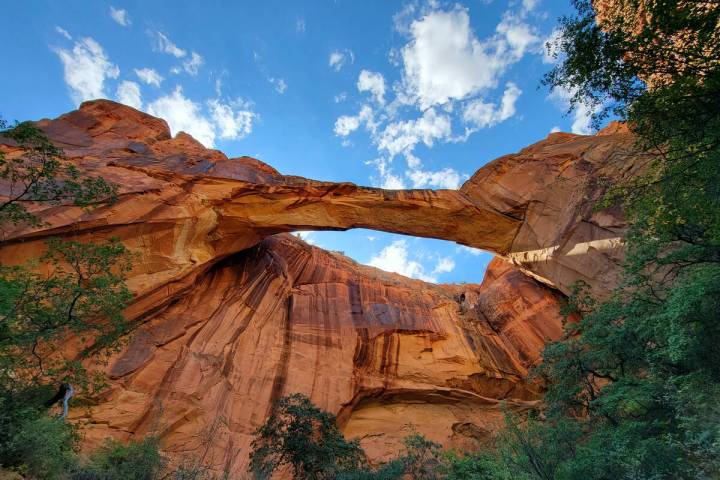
[0,101,641,472]
[72,236,565,473]
[1,101,641,299]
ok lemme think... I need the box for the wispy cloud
[109,6,131,27]
[296,18,306,33]
[55,26,71,40]
[116,80,142,109]
[183,52,203,75]
[329,49,354,71]
[134,67,163,87]
[151,31,186,58]
[269,77,287,94]
[53,37,119,105]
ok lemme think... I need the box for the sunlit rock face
[1,100,640,298]
[0,100,640,473]
[76,236,566,473]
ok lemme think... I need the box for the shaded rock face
[75,236,565,473]
[0,101,638,472]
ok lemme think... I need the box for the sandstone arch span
[0,100,639,309]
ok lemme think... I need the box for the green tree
[0,120,132,478]
[0,119,117,230]
[249,393,367,479]
[399,431,442,480]
[0,238,133,394]
[468,1,720,479]
[71,437,166,480]
[441,2,720,478]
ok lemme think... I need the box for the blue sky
[2,0,592,285]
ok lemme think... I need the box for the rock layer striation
[0,101,641,472]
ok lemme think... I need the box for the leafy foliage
[71,437,166,480]
[249,393,367,479]
[399,432,443,480]
[0,120,135,478]
[457,1,720,479]
[0,238,133,394]
[0,120,117,229]
[3,415,78,479]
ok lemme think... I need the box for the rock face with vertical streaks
[73,236,565,473]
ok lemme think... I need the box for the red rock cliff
[0,101,639,473]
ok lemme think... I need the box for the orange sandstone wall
[71,235,565,473]
[0,100,640,474]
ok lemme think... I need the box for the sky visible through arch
[2,0,592,285]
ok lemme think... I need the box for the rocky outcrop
[1,101,641,300]
[71,236,565,473]
[0,101,642,472]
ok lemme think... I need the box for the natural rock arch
[1,100,638,310]
[0,100,645,475]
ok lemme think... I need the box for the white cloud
[116,80,142,109]
[53,37,120,105]
[522,0,541,13]
[407,166,463,189]
[458,245,484,256]
[296,18,306,33]
[329,49,354,71]
[367,239,436,282]
[463,82,522,129]
[334,92,347,103]
[569,102,598,135]
[357,70,386,104]
[380,171,406,189]
[550,125,561,133]
[334,3,541,193]
[55,26,71,40]
[367,157,406,189]
[432,257,455,275]
[549,86,600,135]
[496,13,541,59]
[334,116,361,137]
[377,107,451,157]
[109,6,131,27]
[334,105,374,136]
[183,52,203,75]
[401,151,467,190]
[400,5,538,108]
[269,77,287,94]
[134,68,163,87]
[208,99,256,140]
[152,32,186,58]
[146,86,216,147]
[543,28,599,135]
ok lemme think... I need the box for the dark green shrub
[249,393,366,479]
[4,415,78,479]
[72,436,165,480]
